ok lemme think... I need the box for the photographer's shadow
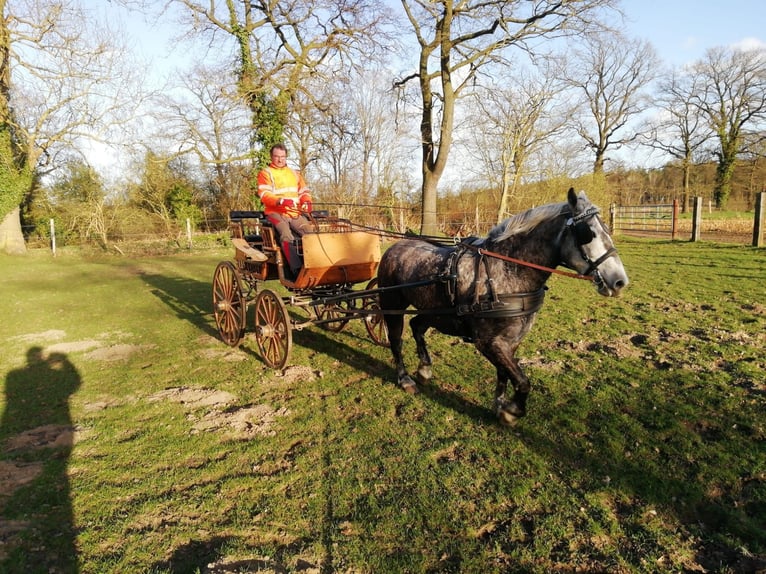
[1,346,81,573]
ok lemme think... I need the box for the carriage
[211,210,389,369]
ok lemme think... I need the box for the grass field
[1,237,764,574]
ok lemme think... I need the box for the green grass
[1,238,764,573]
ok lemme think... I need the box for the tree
[691,45,766,208]
[467,58,571,222]
[643,66,713,211]
[0,0,143,254]
[394,0,616,235]
[566,31,659,175]
[163,0,389,171]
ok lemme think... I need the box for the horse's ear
[567,187,578,209]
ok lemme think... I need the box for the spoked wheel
[362,278,389,347]
[213,261,246,347]
[253,289,292,369]
[317,301,349,332]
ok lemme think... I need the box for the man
[256,143,313,275]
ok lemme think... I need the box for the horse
[376,188,629,425]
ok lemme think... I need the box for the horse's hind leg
[494,359,529,425]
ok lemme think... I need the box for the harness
[436,206,618,318]
[442,241,547,319]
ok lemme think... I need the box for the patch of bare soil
[203,557,320,573]
[0,461,43,500]
[147,387,289,439]
[4,424,75,452]
[0,424,77,508]
[84,343,155,362]
[0,519,33,560]
[8,329,67,343]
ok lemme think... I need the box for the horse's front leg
[410,315,433,385]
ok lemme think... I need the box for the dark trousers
[267,213,313,274]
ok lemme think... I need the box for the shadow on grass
[516,361,766,573]
[0,347,81,573]
[139,272,219,338]
[294,326,496,424]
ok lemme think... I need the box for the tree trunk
[0,206,27,254]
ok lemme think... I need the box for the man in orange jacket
[256,143,314,275]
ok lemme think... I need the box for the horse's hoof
[416,365,432,383]
[497,410,520,426]
[496,399,525,426]
[400,376,419,394]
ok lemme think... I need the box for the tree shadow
[514,362,766,573]
[0,347,81,573]
[139,272,219,338]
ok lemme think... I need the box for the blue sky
[621,0,766,66]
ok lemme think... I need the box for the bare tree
[643,66,713,211]
[161,0,391,171]
[0,0,144,254]
[468,58,571,222]
[691,45,766,208]
[566,32,659,175]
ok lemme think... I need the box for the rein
[463,243,594,282]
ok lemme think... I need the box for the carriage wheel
[212,261,246,347]
[362,278,389,347]
[253,289,292,369]
[318,301,349,332]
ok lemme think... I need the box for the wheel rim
[363,278,389,347]
[213,262,245,347]
[254,289,292,369]
[318,302,349,332]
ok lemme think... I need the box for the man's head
[270,143,288,168]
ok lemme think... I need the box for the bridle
[562,206,619,277]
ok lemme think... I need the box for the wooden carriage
[212,210,387,368]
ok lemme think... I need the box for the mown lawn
[1,237,764,574]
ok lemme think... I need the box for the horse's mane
[488,202,569,244]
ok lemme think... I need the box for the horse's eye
[574,222,595,245]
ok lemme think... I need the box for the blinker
[574,221,595,245]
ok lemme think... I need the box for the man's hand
[300,200,312,213]
[278,198,295,208]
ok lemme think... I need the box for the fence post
[691,197,702,242]
[186,218,192,249]
[671,199,678,240]
[754,192,765,248]
[50,218,56,256]
[609,203,615,232]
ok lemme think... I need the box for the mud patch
[84,343,155,362]
[190,404,290,438]
[279,365,319,385]
[147,387,288,439]
[4,424,75,452]
[0,519,33,560]
[149,387,237,408]
[8,329,67,343]
[198,348,248,362]
[0,461,43,500]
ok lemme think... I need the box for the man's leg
[267,214,302,275]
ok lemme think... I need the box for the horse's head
[560,188,629,297]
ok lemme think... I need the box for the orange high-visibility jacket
[257,165,311,218]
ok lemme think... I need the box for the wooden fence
[611,193,765,247]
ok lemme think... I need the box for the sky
[620,0,766,66]
[95,0,766,84]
